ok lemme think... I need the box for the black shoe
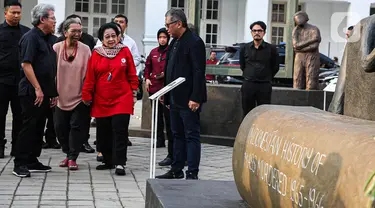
[127,140,132,146]
[115,165,126,176]
[0,139,6,158]
[81,143,95,153]
[96,163,114,170]
[156,143,166,148]
[155,170,184,179]
[186,172,199,180]
[27,162,52,173]
[51,142,61,149]
[90,118,96,127]
[158,157,172,166]
[12,166,31,178]
[42,141,49,149]
[96,154,103,162]
[43,141,61,149]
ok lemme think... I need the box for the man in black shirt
[13,3,58,178]
[239,21,279,118]
[0,1,29,158]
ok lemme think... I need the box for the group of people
[0,1,142,178]
[0,1,208,180]
[0,0,284,181]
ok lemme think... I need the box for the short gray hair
[62,18,81,33]
[165,8,187,28]
[31,3,55,27]
[188,23,196,33]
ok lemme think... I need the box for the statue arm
[294,27,321,50]
[292,27,298,48]
[297,42,320,52]
[361,48,375,72]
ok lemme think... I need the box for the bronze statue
[329,15,375,120]
[292,11,321,90]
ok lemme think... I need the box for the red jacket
[206,59,218,81]
[82,47,139,117]
[144,46,168,94]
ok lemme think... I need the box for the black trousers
[0,83,22,152]
[149,96,173,158]
[45,107,57,143]
[96,114,130,166]
[14,95,50,166]
[55,103,90,161]
[241,81,272,118]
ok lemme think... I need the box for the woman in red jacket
[82,23,138,176]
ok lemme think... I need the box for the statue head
[294,11,309,27]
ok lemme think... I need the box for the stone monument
[292,11,321,90]
[329,15,375,120]
[233,105,375,207]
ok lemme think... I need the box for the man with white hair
[13,3,58,178]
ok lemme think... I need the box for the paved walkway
[0,102,234,208]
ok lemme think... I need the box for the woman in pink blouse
[54,18,92,170]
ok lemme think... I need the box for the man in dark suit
[155,8,206,180]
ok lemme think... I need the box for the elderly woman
[82,23,138,176]
[95,22,125,163]
[54,18,91,170]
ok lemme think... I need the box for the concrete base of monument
[145,179,248,208]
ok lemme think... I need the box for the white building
[0,0,373,60]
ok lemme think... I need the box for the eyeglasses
[70,29,82,34]
[165,20,178,28]
[47,16,56,21]
[251,29,264,33]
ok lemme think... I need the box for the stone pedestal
[145,179,248,208]
[233,105,375,207]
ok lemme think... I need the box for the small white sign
[323,78,337,92]
[149,77,186,100]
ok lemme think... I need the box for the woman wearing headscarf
[82,23,138,176]
[54,18,92,170]
[144,28,173,166]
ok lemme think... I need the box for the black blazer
[164,29,207,108]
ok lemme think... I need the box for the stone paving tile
[0,103,234,207]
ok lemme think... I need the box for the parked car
[205,46,226,60]
[216,43,339,85]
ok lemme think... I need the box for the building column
[347,0,371,27]
[243,0,271,42]
[143,0,169,56]
[38,0,66,34]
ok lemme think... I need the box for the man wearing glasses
[156,8,206,180]
[239,21,279,119]
[13,3,58,178]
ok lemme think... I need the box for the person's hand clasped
[133,90,138,105]
[34,87,44,107]
[50,97,58,108]
[188,100,200,112]
[82,100,92,106]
